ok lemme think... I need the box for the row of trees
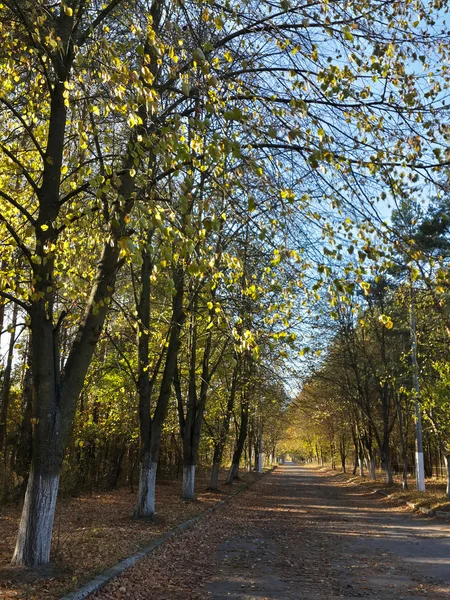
[1,0,449,569]
[286,197,450,496]
[0,293,288,493]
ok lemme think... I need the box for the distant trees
[288,187,450,497]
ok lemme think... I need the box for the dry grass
[321,465,450,512]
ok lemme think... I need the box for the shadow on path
[208,465,450,599]
[93,465,450,600]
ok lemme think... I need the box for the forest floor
[333,468,450,514]
[90,464,450,600]
[0,469,260,599]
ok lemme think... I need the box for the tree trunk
[351,425,359,475]
[446,454,450,499]
[209,455,220,491]
[110,440,125,488]
[369,455,376,480]
[358,440,364,477]
[227,461,239,483]
[226,399,249,484]
[180,309,201,500]
[330,440,336,470]
[14,348,33,484]
[13,228,126,567]
[135,236,154,517]
[136,266,185,516]
[207,357,239,492]
[0,303,18,451]
[380,383,394,485]
[0,294,5,342]
[397,397,408,490]
[11,464,60,566]
[135,451,158,517]
[254,440,260,472]
[180,301,216,500]
[340,450,346,473]
[182,464,195,499]
[381,448,393,484]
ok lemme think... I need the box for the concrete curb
[435,510,450,519]
[375,488,450,519]
[59,467,277,600]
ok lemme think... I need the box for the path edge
[375,488,450,519]
[59,466,277,600]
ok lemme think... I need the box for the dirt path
[94,465,450,599]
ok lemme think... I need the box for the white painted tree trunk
[257,451,263,473]
[135,458,157,517]
[12,468,60,566]
[226,461,239,484]
[182,465,195,500]
[385,462,393,485]
[209,461,220,490]
[369,457,376,480]
[415,451,426,492]
[446,455,450,499]
[358,457,364,477]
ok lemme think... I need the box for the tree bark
[181,319,213,500]
[180,293,222,499]
[381,446,393,484]
[208,357,239,490]
[209,453,221,491]
[12,464,60,566]
[135,265,185,516]
[135,237,154,517]
[14,344,33,485]
[397,395,408,490]
[339,437,346,473]
[136,451,158,516]
[0,303,18,451]
[226,397,249,484]
[446,454,450,499]
[13,233,124,566]
[182,464,195,499]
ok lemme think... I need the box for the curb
[435,510,450,519]
[59,467,277,600]
[375,488,450,519]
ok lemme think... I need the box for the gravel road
[94,465,450,599]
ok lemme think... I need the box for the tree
[1,0,449,567]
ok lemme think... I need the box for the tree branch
[0,143,40,195]
[0,291,29,313]
[0,190,36,224]
[0,97,45,161]
[76,0,123,47]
